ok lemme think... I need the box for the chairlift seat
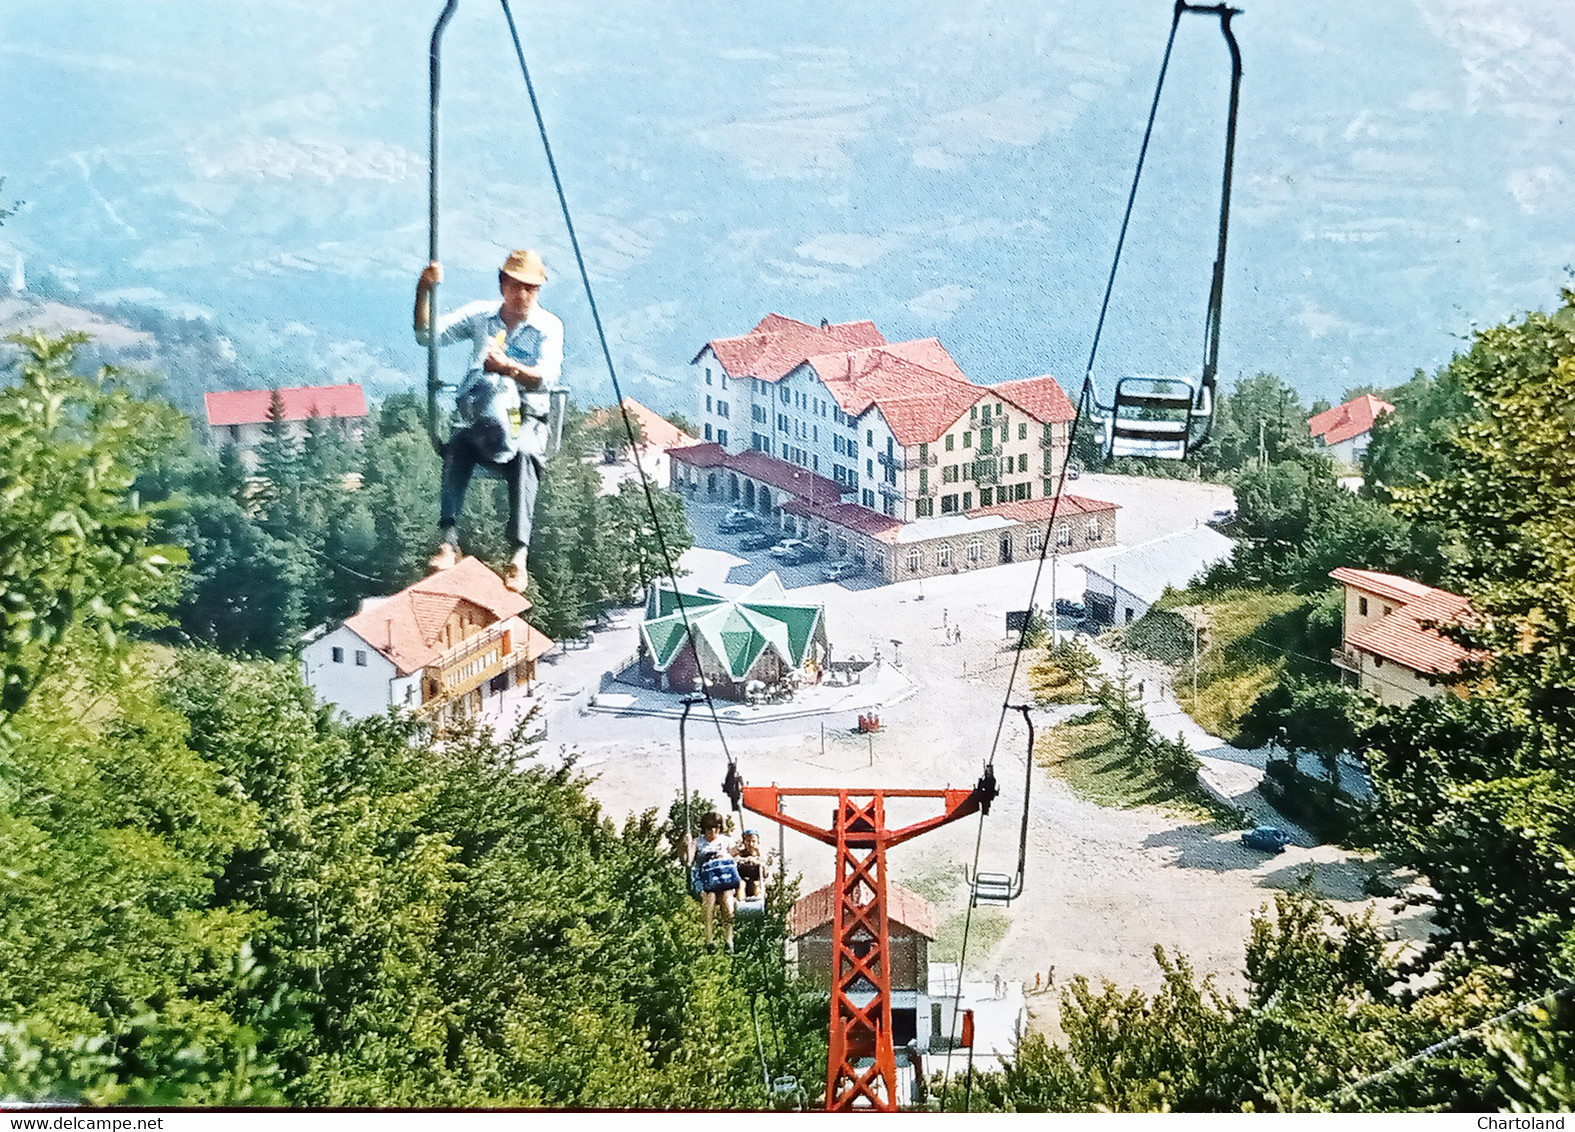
[1103,375,1211,460]
[970,870,1017,907]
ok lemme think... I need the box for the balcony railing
[877,480,903,497]
[421,624,516,711]
[973,459,1000,485]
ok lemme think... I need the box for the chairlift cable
[937,807,990,1111]
[1078,5,1184,405]
[494,0,739,767]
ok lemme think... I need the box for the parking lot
[684,497,887,592]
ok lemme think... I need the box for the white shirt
[419,299,564,459]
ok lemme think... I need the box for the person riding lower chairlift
[413,249,564,592]
[735,828,771,911]
[688,811,740,951]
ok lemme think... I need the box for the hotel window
[862,489,875,507]
[355,650,368,667]
[907,549,921,573]
[1358,597,1369,616]
[1016,482,1031,501]
[967,538,983,562]
[963,431,972,449]
[1027,530,1044,554]
[962,491,973,510]
[943,464,958,483]
[1018,453,1029,472]
[705,423,713,440]
[941,494,958,514]
[331,646,344,663]
[717,429,728,447]
[945,434,955,451]
[1087,517,1101,540]
[705,367,713,386]
[1019,422,1028,440]
[915,498,934,517]
[1043,477,1054,496]
[937,545,952,568]
[1056,522,1072,547]
[706,395,713,412]
[867,429,874,446]
[971,405,979,421]
[718,401,730,418]
[874,549,885,572]
[979,487,993,507]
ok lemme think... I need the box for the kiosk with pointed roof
[639,573,829,700]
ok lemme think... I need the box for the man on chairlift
[414,249,564,592]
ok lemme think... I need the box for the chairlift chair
[1078,1,1241,464]
[1089,374,1215,460]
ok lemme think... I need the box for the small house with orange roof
[790,880,939,1052]
[204,383,368,472]
[299,557,555,722]
[1329,567,1477,705]
[586,396,699,492]
[1308,393,1394,465]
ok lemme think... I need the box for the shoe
[428,542,459,572]
[503,548,529,593]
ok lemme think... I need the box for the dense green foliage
[0,336,809,1107]
[137,391,692,653]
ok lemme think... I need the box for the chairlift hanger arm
[425,0,460,455]
[736,775,997,851]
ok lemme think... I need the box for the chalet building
[1329,567,1475,706]
[790,882,938,1052]
[1308,393,1394,465]
[204,383,368,472]
[691,314,1077,521]
[1082,527,1236,625]
[640,573,827,700]
[300,556,555,723]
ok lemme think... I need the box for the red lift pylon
[733,776,996,1111]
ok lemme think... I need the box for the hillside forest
[1,283,1574,1108]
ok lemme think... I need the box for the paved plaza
[496,475,1422,1012]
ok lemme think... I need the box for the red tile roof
[343,557,533,676]
[698,313,886,383]
[1330,567,1476,677]
[810,342,981,446]
[969,494,1119,522]
[671,445,848,506]
[204,383,367,427]
[790,881,937,940]
[725,449,847,506]
[991,375,1077,424]
[1309,394,1394,448]
[781,495,903,542]
[669,442,731,468]
[588,398,698,452]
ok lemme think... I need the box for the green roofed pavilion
[639,573,829,700]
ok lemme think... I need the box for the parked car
[1054,598,1087,619]
[740,529,779,551]
[1208,507,1237,527]
[1066,461,1082,480]
[784,543,825,566]
[822,560,858,582]
[719,512,762,533]
[770,538,809,558]
[1240,826,1291,854]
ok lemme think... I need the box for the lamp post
[679,681,705,840]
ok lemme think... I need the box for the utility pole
[1192,613,1200,708]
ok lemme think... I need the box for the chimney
[821,318,830,329]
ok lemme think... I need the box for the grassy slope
[1130,587,1329,741]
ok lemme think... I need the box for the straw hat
[499,248,547,285]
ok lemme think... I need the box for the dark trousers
[439,421,541,550]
